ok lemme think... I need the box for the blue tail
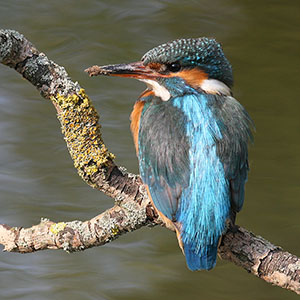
[183,241,218,271]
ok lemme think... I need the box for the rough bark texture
[0,29,299,295]
[0,200,156,253]
[219,227,300,294]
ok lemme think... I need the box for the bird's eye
[166,62,181,73]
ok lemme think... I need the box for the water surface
[0,1,299,299]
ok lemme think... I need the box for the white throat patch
[139,79,171,101]
[200,79,231,96]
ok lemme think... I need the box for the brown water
[0,1,299,299]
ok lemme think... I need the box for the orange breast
[130,100,145,153]
[130,90,155,153]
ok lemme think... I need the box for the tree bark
[0,29,299,295]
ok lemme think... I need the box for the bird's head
[91,38,233,100]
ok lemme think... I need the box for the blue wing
[138,93,253,270]
[138,100,190,221]
[211,94,254,213]
[229,161,249,213]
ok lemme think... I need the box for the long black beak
[85,61,157,79]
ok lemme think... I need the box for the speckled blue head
[142,37,233,87]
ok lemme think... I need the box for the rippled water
[0,1,299,299]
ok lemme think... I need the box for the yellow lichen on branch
[50,88,115,186]
[50,222,67,235]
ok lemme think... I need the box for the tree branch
[0,29,299,295]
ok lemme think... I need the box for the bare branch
[0,29,299,295]
[219,227,300,294]
[0,195,159,253]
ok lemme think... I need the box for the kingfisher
[92,38,253,271]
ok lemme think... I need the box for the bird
[92,38,254,271]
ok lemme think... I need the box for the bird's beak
[85,61,159,80]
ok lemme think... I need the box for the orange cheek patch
[170,68,208,89]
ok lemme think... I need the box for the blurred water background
[0,1,299,299]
